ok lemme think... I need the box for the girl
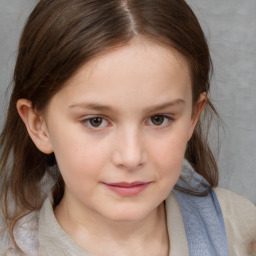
[0,0,255,255]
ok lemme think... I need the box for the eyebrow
[68,103,116,112]
[142,99,185,113]
[68,99,185,113]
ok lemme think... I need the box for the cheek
[146,135,186,204]
[151,130,188,163]
[56,143,107,174]
[148,125,189,181]
[51,129,110,184]
[55,145,106,197]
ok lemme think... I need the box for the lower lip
[104,183,150,196]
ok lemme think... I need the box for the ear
[188,92,207,140]
[16,99,53,154]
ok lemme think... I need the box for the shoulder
[214,187,256,221]
[214,187,256,255]
[0,226,23,255]
[215,187,255,208]
[0,211,39,256]
[0,213,13,255]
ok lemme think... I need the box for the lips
[103,181,150,196]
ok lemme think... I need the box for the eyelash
[81,116,110,129]
[81,114,174,130]
[146,114,174,128]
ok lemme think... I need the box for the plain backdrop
[0,0,255,204]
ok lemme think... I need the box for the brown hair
[0,0,218,246]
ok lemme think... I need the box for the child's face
[41,39,204,222]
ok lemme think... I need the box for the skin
[17,38,206,255]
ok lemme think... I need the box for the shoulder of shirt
[0,211,39,256]
[214,187,256,255]
[214,187,256,224]
[214,187,256,212]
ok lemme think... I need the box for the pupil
[90,117,102,127]
[152,115,164,125]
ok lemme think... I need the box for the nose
[111,127,146,170]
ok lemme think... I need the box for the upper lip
[103,182,150,187]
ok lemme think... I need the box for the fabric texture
[0,160,255,255]
[173,160,229,256]
[215,188,256,256]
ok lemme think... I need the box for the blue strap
[173,160,230,256]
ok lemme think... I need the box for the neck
[54,196,169,256]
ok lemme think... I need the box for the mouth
[103,181,151,196]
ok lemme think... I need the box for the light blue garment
[173,160,230,256]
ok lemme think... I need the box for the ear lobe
[188,92,207,140]
[16,99,53,154]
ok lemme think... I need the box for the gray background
[0,0,255,204]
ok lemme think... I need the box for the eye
[151,115,165,125]
[82,116,109,128]
[147,114,173,127]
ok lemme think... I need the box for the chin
[103,204,159,223]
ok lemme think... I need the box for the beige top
[1,188,256,255]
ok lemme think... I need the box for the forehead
[66,38,190,86]
[49,38,192,111]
